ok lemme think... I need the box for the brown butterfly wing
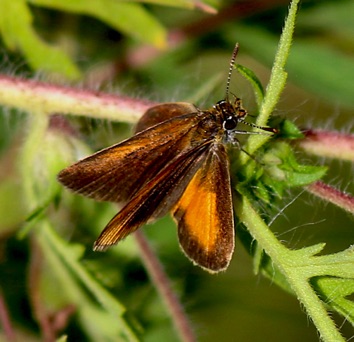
[173,143,235,273]
[135,102,198,133]
[93,141,211,250]
[58,106,202,203]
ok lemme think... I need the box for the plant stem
[306,181,354,215]
[0,288,16,342]
[134,230,195,342]
[0,75,153,122]
[299,129,354,162]
[243,0,300,160]
[236,196,345,342]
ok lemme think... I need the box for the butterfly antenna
[240,119,278,134]
[225,43,239,102]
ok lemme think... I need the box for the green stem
[236,196,345,342]
[243,0,301,164]
[284,276,342,341]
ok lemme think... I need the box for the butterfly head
[214,97,247,132]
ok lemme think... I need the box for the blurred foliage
[0,0,353,341]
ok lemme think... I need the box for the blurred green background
[0,0,353,341]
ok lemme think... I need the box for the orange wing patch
[173,143,234,273]
[93,142,210,251]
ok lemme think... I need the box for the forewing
[173,143,234,273]
[135,102,198,133]
[58,110,202,203]
[93,142,211,250]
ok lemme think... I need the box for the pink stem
[134,231,196,342]
[0,288,16,342]
[0,75,154,122]
[306,181,354,215]
[299,129,354,161]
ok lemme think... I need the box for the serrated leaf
[0,0,81,79]
[29,0,167,48]
[296,243,327,259]
[312,277,354,326]
[237,140,327,204]
[266,141,327,187]
[285,166,327,187]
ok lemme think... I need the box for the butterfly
[58,44,276,273]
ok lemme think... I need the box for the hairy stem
[306,181,354,215]
[299,129,354,162]
[0,75,153,122]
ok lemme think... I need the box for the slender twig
[306,181,354,215]
[134,231,195,342]
[28,238,56,342]
[0,288,16,342]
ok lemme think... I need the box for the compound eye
[223,117,237,130]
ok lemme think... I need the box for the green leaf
[29,0,167,48]
[288,42,354,108]
[235,63,264,109]
[125,0,217,13]
[271,117,304,139]
[237,139,327,204]
[266,142,327,185]
[38,220,140,341]
[0,0,81,79]
[313,277,354,326]
[298,0,354,38]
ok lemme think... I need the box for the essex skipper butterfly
[58,44,276,273]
